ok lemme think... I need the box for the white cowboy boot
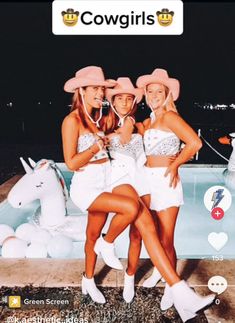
[123,272,135,303]
[171,280,215,322]
[143,267,162,288]
[81,275,106,304]
[94,236,123,270]
[160,283,173,310]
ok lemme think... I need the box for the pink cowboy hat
[136,68,180,101]
[64,66,116,93]
[105,77,143,103]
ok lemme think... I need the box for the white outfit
[143,128,184,211]
[108,133,150,197]
[227,138,235,172]
[224,138,235,190]
[70,132,111,212]
[144,167,184,211]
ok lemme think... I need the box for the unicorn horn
[20,157,33,174]
[28,157,36,168]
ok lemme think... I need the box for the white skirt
[70,161,112,212]
[144,166,184,211]
[109,159,150,197]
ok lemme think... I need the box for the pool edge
[0,258,234,287]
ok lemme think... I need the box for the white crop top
[78,132,108,161]
[144,129,180,156]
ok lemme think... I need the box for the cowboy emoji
[156,8,174,27]
[61,9,79,27]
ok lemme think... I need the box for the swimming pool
[0,164,234,259]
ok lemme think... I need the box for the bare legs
[113,185,180,285]
[134,200,180,285]
[126,194,150,276]
[85,211,108,278]
[126,224,142,276]
[127,204,179,278]
[85,188,139,278]
[83,186,215,320]
[82,188,140,303]
[157,206,179,270]
[85,186,180,285]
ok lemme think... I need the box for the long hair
[163,85,178,113]
[100,96,138,134]
[70,88,101,131]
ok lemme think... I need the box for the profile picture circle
[204,185,232,212]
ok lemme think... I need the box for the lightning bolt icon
[211,189,224,209]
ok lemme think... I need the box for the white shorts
[145,166,184,212]
[70,161,112,212]
[109,160,150,197]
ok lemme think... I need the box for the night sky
[0,2,234,156]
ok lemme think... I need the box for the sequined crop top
[144,129,180,156]
[78,132,108,162]
[109,134,146,167]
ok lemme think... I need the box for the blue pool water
[0,164,234,259]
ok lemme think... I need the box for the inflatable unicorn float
[1,158,87,258]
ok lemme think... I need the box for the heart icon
[208,232,228,251]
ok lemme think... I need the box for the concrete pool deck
[0,258,234,322]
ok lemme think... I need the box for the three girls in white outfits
[62,66,215,322]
